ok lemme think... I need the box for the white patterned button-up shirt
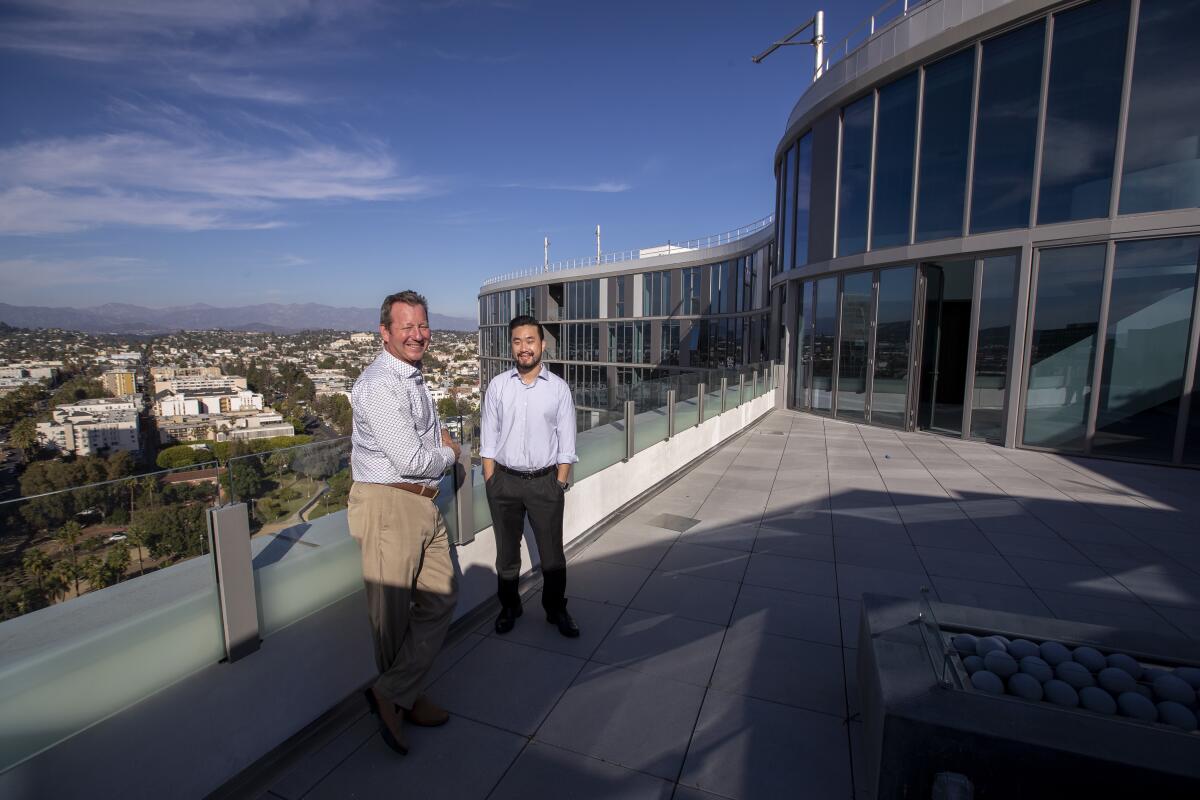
[350,349,455,487]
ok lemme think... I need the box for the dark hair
[380,290,429,327]
[508,314,543,340]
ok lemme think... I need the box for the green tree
[106,542,131,583]
[9,417,41,459]
[436,397,458,419]
[51,559,77,600]
[126,527,148,576]
[156,445,206,470]
[49,377,106,407]
[21,548,52,595]
[54,521,83,595]
[318,355,338,369]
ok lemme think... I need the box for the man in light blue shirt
[481,314,580,637]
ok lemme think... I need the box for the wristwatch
[558,480,570,492]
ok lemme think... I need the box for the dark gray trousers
[485,468,567,612]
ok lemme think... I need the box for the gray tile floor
[260,410,1200,800]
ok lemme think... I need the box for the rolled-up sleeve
[555,381,578,465]
[361,381,454,478]
[480,378,502,460]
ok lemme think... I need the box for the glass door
[912,254,1018,440]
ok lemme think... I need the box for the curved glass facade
[774,0,1200,466]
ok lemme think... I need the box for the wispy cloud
[186,72,314,105]
[0,254,166,287]
[498,181,632,193]
[0,102,438,235]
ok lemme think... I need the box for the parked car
[105,533,127,543]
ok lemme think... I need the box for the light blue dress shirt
[480,366,578,471]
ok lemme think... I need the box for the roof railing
[818,0,931,78]
[481,213,774,287]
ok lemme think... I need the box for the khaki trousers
[347,481,457,709]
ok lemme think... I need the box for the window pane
[1119,0,1200,214]
[871,72,918,249]
[812,278,838,411]
[782,144,797,272]
[916,48,975,242]
[794,134,813,267]
[970,255,1018,441]
[1093,237,1198,460]
[871,266,915,427]
[837,272,873,420]
[838,95,874,256]
[1023,245,1106,451]
[971,21,1045,233]
[1037,0,1129,224]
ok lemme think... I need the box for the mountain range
[0,303,476,335]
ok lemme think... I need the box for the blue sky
[0,0,880,318]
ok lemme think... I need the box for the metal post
[720,377,729,413]
[752,370,759,399]
[739,374,746,406]
[208,503,260,662]
[453,446,475,545]
[814,10,825,79]
[697,382,707,423]
[623,400,636,461]
[667,389,677,438]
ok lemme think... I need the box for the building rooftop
[236,410,1200,799]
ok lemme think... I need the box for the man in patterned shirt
[348,290,460,755]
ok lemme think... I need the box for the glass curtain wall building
[775,0,1200,467]
[479,226,775,431]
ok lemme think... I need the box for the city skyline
[0,0,879,318]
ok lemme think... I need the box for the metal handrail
[819,0,931,78]
[481,214,774,287]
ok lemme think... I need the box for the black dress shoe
[495,605,522,634]
[546,608,580,638]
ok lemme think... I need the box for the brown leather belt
[385,482,439,499]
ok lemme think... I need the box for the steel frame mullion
[909,67,926,246]
[1029,14,1054,230]
[831,275,844,416]
[1014,247,1043,448]
[1172,253,1200,464]
[961,258,985,439]
[866,90,880,252]
[1084,241,1117,455]
[963,42,984,237]
[1108,0,1140,219]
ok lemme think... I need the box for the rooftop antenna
[752,10,825,80]
[543,236,549,272]
[595,225,601,263]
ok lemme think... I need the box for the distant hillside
[0,303,475,334]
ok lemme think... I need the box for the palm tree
[21,549,52,595]
[126,527,148,576]
[54,521,83,595]
[106,543,131,583]
[50,561,76,602]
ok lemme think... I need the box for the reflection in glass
[1120,0,1200,215]
[916,48,975,242]
[794,134,813,268]
[971,21,1044,233]
[812,278,838,411]
[797,281,816,409]
[1037,0,1128,224]
[837,273,873,420]
[1187,334,1200,465]
[838,95,874,256]
[1023,245,1106,451]
[872,73,918,249]
[1093,237,1199,460]
[781,143,797,272]
[970,255,1018,441]
[871,266,915,427]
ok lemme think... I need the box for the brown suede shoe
[405,695,450,727]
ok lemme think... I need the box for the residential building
[35,398,140,457]
[153,374,248,396]
[101,369,137,396]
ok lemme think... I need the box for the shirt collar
[509,366,549,382]
[380,348,422,380]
